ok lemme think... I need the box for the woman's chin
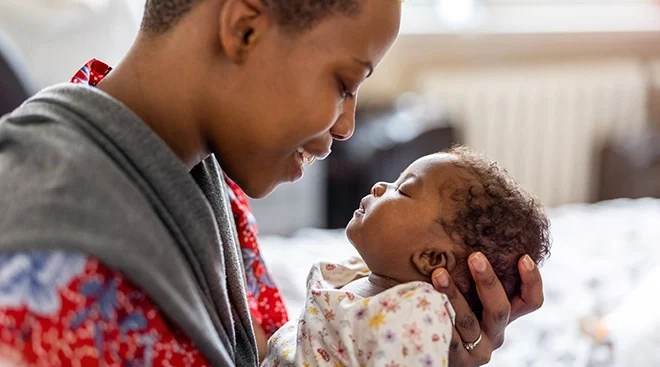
[239,177,278,199]
[241,169,298,199]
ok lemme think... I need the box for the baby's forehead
[402,153,476,194]
[405,153,468,179]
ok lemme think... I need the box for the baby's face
[346,153,472,281]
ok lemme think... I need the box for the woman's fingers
[447,318,493,366]
[433,252,544,366]
[448,327,470,366]
[432,268,481,346]
[509,255,544,323]
[467,252,510,349]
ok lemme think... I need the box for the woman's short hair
[141,0,361,34]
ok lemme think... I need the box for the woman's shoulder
[0,98,177,254]
[1,97,162,222]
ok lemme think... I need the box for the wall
[356,31,660,207]
[0,0,141,91]
[360,31,660,107]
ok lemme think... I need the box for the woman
[0,0,544,366]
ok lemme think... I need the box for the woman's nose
[330,99,356,141]
[371,182,388,197]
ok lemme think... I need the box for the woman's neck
[97,36,209,170]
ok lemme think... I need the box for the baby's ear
[412,250,451,277]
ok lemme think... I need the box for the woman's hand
[432,252,544,366]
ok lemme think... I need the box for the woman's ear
[412,249,455,277]
[218,0,269,63]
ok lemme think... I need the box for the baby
[262,146,551,367]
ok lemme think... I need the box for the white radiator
[418,59,650,207]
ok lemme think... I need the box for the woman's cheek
[318,103,343,135]
[286,105,335,142]
[314,90,344,132]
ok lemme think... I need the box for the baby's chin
[345,217,366,254]
[345,204,367,233]
[345,218,358,245]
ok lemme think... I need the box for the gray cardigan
[0,84,258,366]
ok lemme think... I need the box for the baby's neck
[368,273,403,290]
[341,273,403,298]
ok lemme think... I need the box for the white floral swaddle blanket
[262,257,455,367]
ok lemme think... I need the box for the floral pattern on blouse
[262,257,454,367]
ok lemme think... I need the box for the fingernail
[470,253,487,273]
[523,255,535,271]
[435,269,450,288]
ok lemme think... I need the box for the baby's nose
[371,182,388,197]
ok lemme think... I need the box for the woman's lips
[296,146,332,165]
[296,147,316,165]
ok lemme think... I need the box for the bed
[258,198,660,366]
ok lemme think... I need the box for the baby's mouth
[358,198,367,213]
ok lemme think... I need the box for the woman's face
[207,0,401,198]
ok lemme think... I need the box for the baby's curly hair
[441,146,551,318]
